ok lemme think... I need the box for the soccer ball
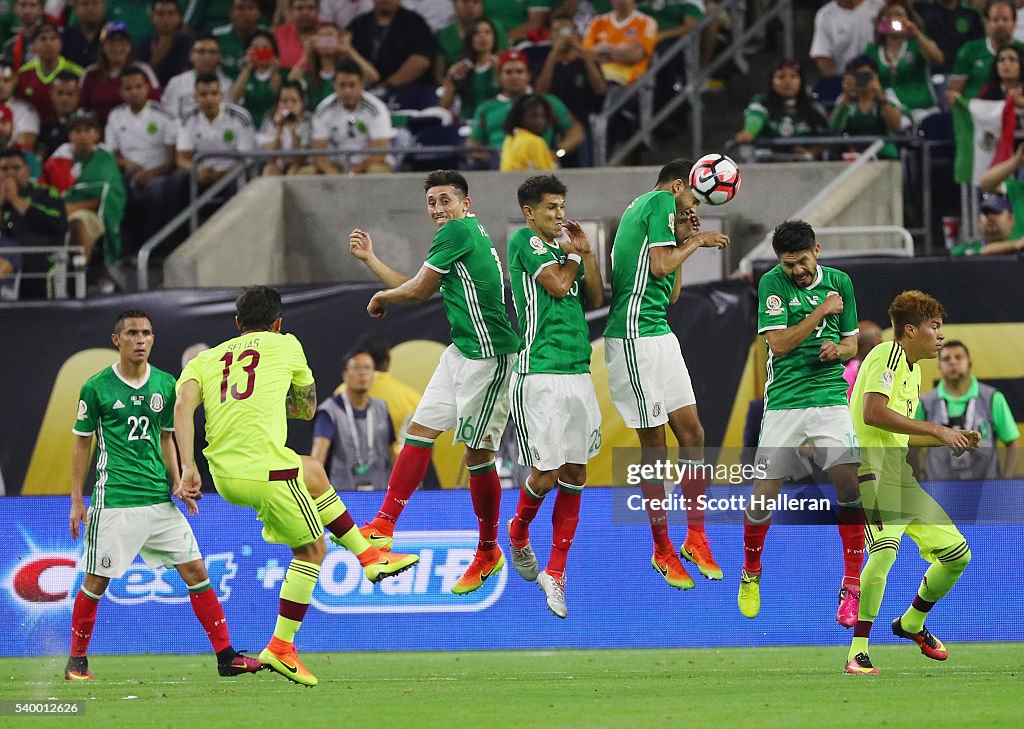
[688,153,741,205]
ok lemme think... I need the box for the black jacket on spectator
[349,8,437,85]
[134,32,196,88]
[544,57,604,129]
[1,181,68,299]
[61,26,101,68]
[37,117,73,161]
[914,0,984,75]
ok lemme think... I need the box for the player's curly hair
[236,285,282,332]
[889,290,946,338]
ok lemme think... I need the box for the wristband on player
[567,253,582,264]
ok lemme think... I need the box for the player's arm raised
[863,391,977,454]
[348,228,412,288]
[563,220,604,307]
[766,294,844,357]
[173,379,204,500]
[367,265,442,318]
[69,434,92,539]
[535,254,581,299]
[286,382,317,420]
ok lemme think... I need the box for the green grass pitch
[1,644,1020,728]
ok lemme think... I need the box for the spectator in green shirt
[947,0,1022,104]
[439,16,500,120]
[829,53,907,158]
[434,0,505,83]
[230,29,283,128]
[212,0,267,80]
[976,43,1024,100]
[863,0,944,123]
[913,339,1021,480]
[286,23,380,111]
[949,191,1024,254]
[734,59,828,156]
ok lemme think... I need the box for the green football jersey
[72,364,176,508]
[757,264,859,411]
[423,215,520,360]
[508,227,591,374]
[604,189,677,339]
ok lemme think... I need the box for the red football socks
[376,437,434,524]
[546,483,582,579]
[189,583,232,653]
[69,588,100,657]
[468,460,501,551]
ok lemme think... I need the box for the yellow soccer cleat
[651,547,696,590]
[738,569,761,618]
[363,550,419,584]
[681,531,723,581]
[452,548,505,595]
[260,637,317,687]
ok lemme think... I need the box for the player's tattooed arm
[287,382,318,420]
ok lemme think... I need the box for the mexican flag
[953,96,1016,185]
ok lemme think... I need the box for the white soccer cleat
[507,518,539,582]
[537,571,568,619]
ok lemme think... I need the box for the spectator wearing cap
[162,34,234,121]
[80,22,161,124]
[0,146,67,299]
[36,70,81,160]
[534,15,607,166]
[17,24,83,125]
[950,191,1024,254]
[175,71,256,188]
[828,53,906,158]
[734,59,828,157]
[434,0,506,82]
[212,0,268,80]
[810,0,885,77]
[42,112,126,265]
[915,0,984,76]
[0,58,40,150]
[980,140,1024,237]
[468,48,584,167]
[2,0,46,69]
[274,0,321,69]
[61,0,108,68]
[348,0,436,89]
[310,60,393,174]
[134,0,196,88]
[106,65,179,251]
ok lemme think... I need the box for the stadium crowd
[2,1,1023,300]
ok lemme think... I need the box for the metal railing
[0,242,87,300]
[591,0,794,166]
[725,133,956,254]
[738,139,892,273]
[137,144,499,290]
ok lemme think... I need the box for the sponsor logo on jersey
[150,393,164,412]
[668,212,675,231]
[480,434,494,447]
[765,294,783,316]
[113,400,125,410]
[808,295,819,305]
[305,531,507,614]
[78,400,88,418]
[131,395,145,406]
[788,296,800,307]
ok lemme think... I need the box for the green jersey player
[348,170,519,594]
[65,310,260,682]
[738,220,866,629]
[604,158,729,591]
[506,175,604,619]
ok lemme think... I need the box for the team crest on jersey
[880,369,895,390]
[756,454,769,470]
[101,555,111,569]
[765,294,783,316]
[77,400,88,419]
[529,236,546,254]
[150,393,164,412]
[652,402,662,418]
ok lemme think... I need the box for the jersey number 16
[220,349,260,403]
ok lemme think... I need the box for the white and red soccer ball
[688,153,741,205]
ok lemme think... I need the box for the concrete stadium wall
[163,162,902,287]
